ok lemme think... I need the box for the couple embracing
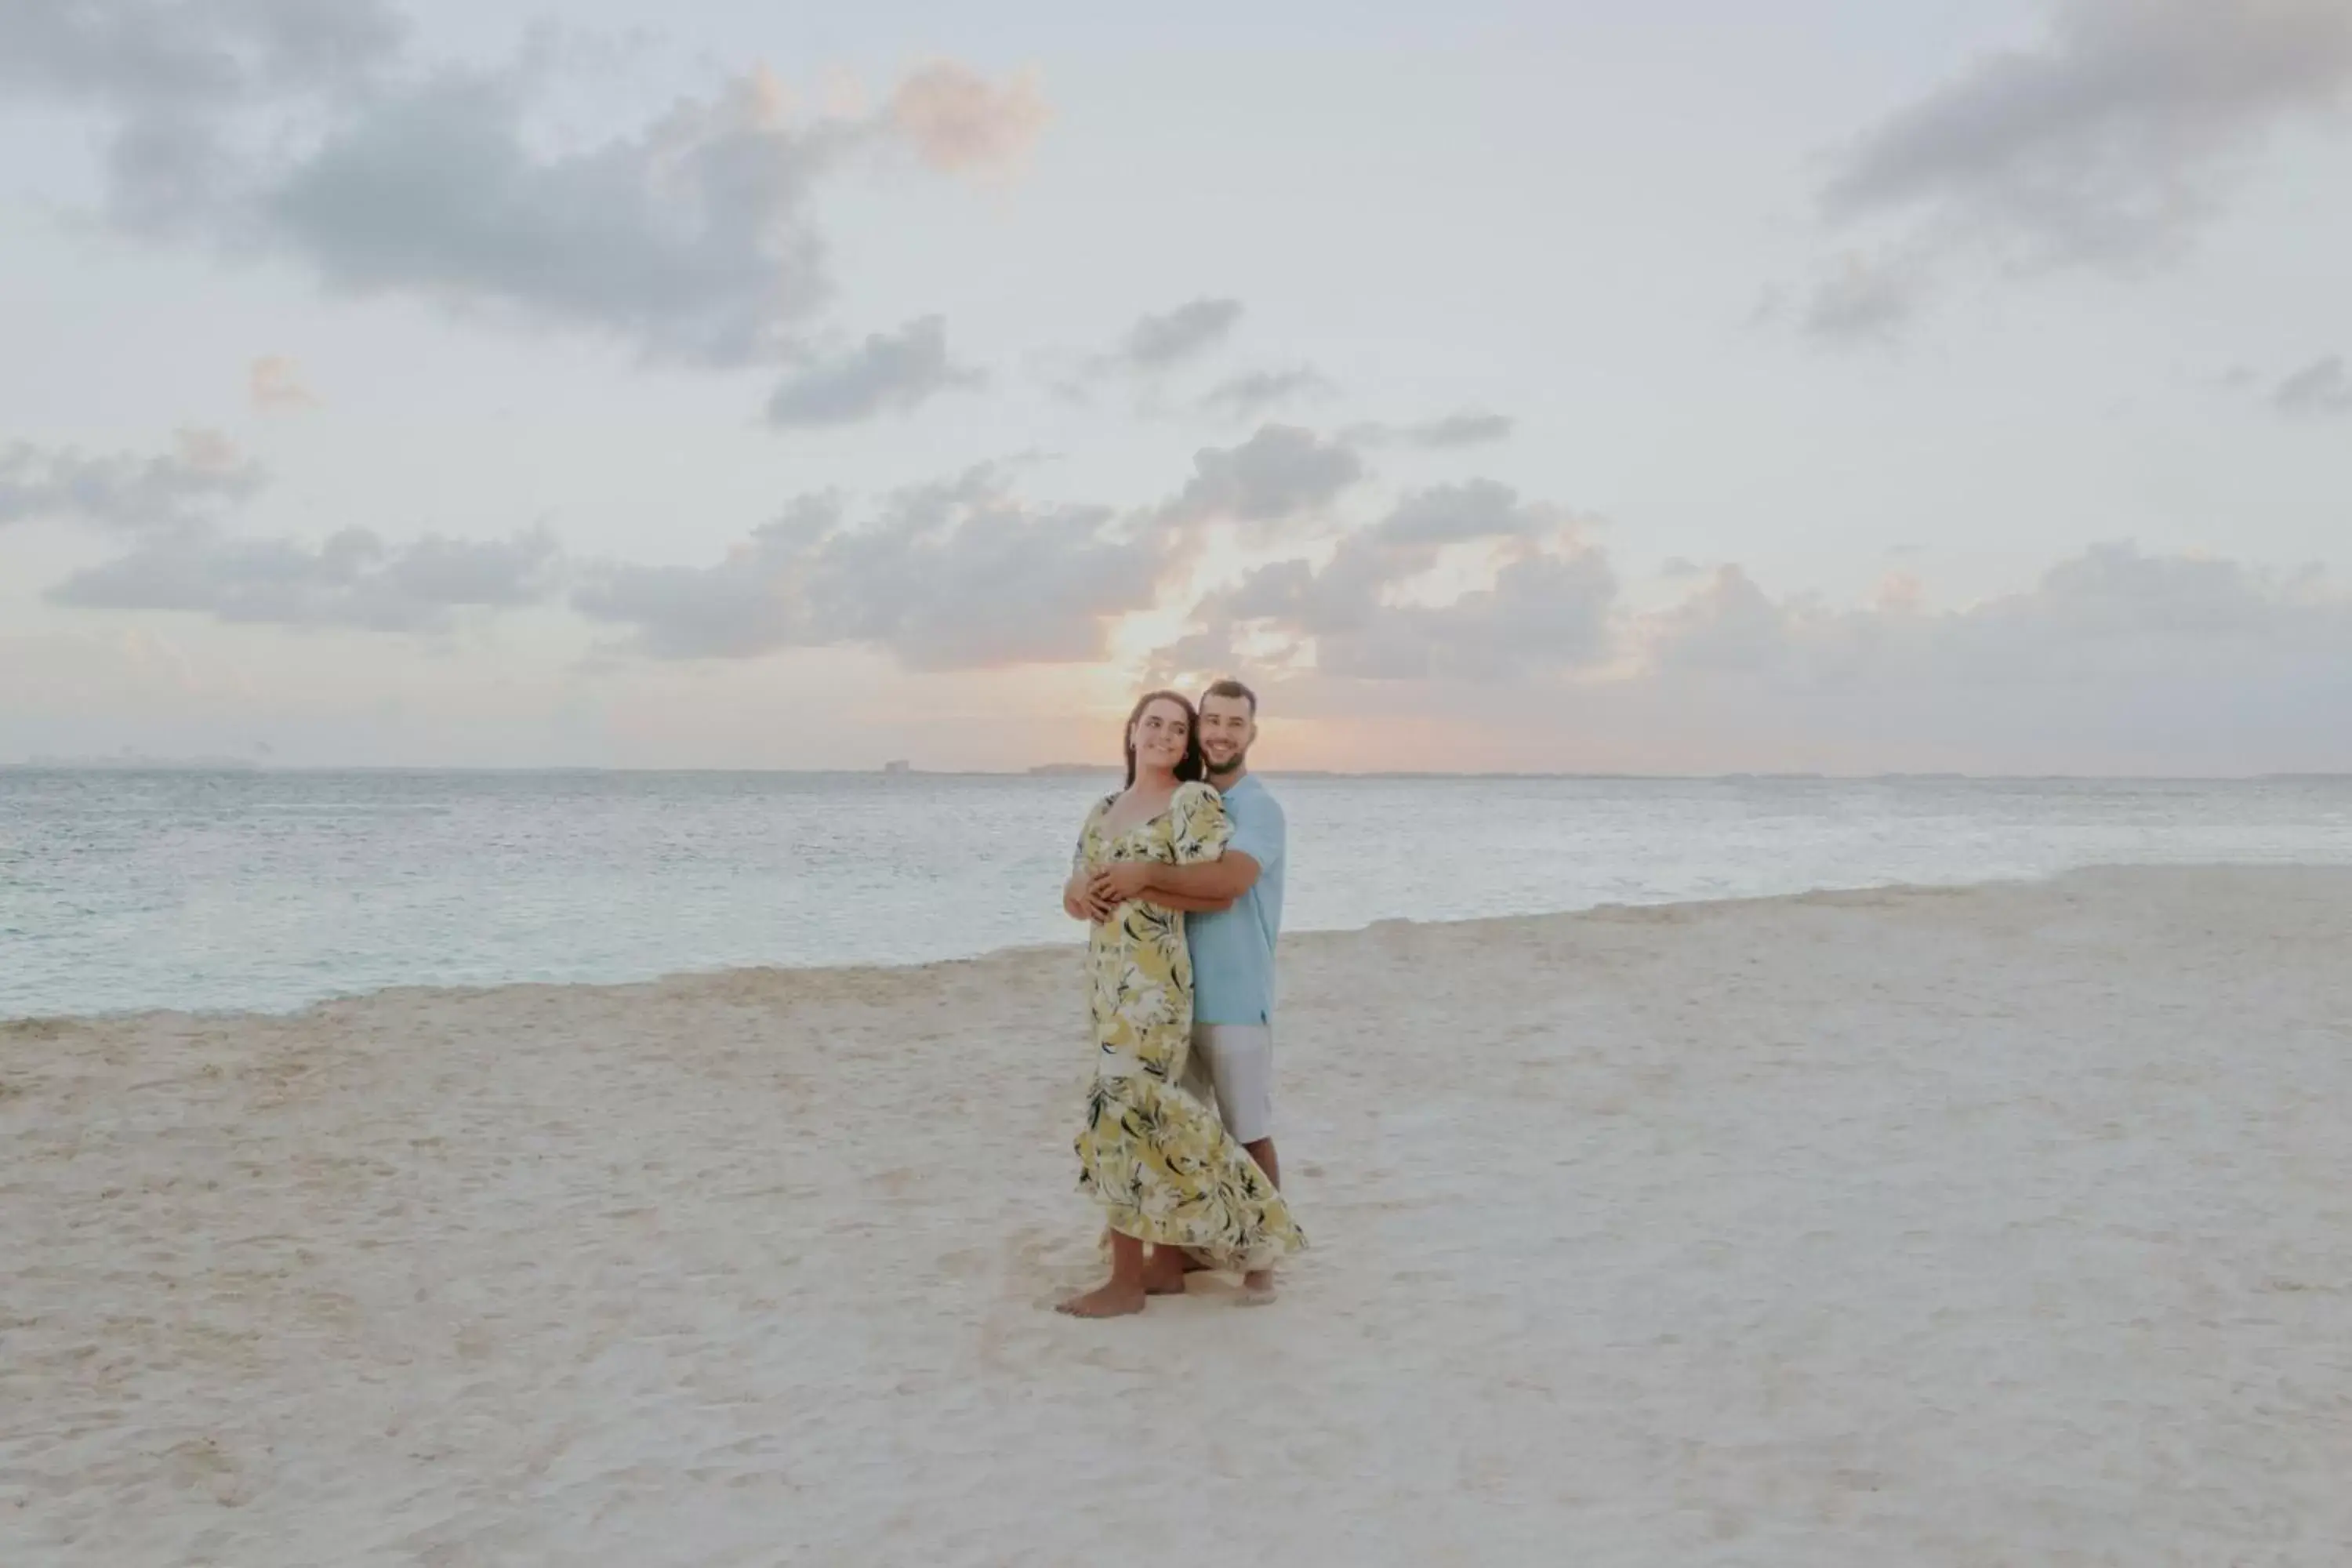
[1055,678,1306,1317]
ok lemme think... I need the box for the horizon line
[5,760,2347,784]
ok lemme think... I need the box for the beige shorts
[1185,1022,1275,1145]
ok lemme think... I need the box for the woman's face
[1129,699,1192,775]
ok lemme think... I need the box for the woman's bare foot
[1239,1269,1276,1305]
[1062,1229,1154,1316]
[1057,1279,1148,1317]
[1142,1248,1189,1295]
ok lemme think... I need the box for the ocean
[5,768,2350,1019]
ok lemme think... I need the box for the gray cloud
[1610,544,2352,771]
[1171,538,2352,773]
[261,68,844,367]
[49,525,562,632]
[2272,354,2352,417]
[1051,296,1258,405]
[765,316,983,427]
[1199,367,1338,422]
[1344,411,1516,449]
[1117,298,1245,372]
[1372,479,1567,546]
[1160,480,1614,683]
[574,470,1179,670]
[1797,249,1936,343]
[1825,0,2352,270]
[13,419,561,632]
[1404,411,1515,448]
[1301,550,1617,682]
[1644,543,2350,689]
[0,430,264,533]
[1644,565,1797,674]
[3,8,1040,368]
[1162,425,1366,534]
[5,0,406,238]
[0,0,405,108]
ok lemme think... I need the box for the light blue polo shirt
[1189,773,1286,1025]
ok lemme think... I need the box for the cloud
[1371,479,1570,546]
[1639,543,2352,696]
[1598,543,2352,771]
[48,525,563,632]
[1403,411,1515,448]
[1317,550,1618,681]
[1796,249,1936,343]
[1825,0,2352,268]
[1643,564,1798,673]
[0,0,405,109]
[1161,425,1366,534]
[0,430,264,533]
[765,316,983,427]
[1344,411,1516,449]
[1050,296,1251,404]
[257,67,852,367]
[1116,298,1245,372]
[1158,480,1613,683]
[888,61,1049,174]
[573,470,1181,670]
[12,420,562,633]
[1793,1,2352,339]
[3,0,408,236]
[2271,354,2352,416]
[1163,536,2352,773]
[2,9,1044,368]
[249,355,321,412]
[1199,367,1338,422]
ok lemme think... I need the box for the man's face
[1197,693,1256,778]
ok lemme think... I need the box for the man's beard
[1203,746,1248,779]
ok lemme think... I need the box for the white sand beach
[5,865,2350,1566]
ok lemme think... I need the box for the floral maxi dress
[1072,780,1306,1274]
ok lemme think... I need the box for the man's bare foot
[1057,1280,1147,1317]
[1239,1269,1276,1305]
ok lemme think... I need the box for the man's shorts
[1186,1022,1275,1145]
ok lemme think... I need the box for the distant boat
[881,760,913,775]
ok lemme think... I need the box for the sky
[2,0,2349,775]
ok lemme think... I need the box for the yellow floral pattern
[1071,779,1306,1272]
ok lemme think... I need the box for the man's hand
[1087,862,1154,908]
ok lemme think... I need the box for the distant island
[7,751,262,771]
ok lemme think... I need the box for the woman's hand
[1087,862,1154,907]
[1065,869,1115,923]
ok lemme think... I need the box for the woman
[1056,690,1305,1317]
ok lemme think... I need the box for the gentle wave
[9,770,2352,1018]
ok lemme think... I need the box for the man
[1088,677,1287,1296]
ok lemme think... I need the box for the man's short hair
[1201,677,1257,717]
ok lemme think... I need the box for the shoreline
[0,859,2299,1030]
